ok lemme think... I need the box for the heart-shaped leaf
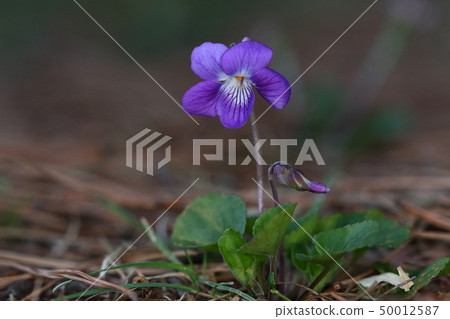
[313,219,409,255]
[284,213,319,252]
[218,228,261,294]
[171,193,246,247]
[239,203,296,256]
[313,220,380,255]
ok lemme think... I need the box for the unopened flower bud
[268,161,329,194]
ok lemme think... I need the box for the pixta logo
[126,128,172,176]
[126,129,326,176]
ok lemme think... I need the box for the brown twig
[413,231,450,241]
[1,260,136,300]
[403,203,450,231]
[0,249,79,269]
[279,281,320,297]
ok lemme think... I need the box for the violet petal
[217,78,255,128]
[307,182,330,194]
[251,67,291,109]
[221,41,273,77]
[191,42,228,81]
[182,80,221,117]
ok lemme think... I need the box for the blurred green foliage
[0,0,282,56]
[345,106,414,152]
[300,78,414,157]
[302,80,344,138]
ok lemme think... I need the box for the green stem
[309,263,332,291]
[270,289,291,301]
[298,263,332,300]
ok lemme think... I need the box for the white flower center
[220,76,252,107]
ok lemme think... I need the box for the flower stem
[250,112,263,215]
[269,178,280,206]
[269,177,285,297]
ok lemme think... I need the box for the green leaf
[291,244,321,262]
[285,210,318,234]
[253,203,296,236]
[313,220,380,255]
[287,211,409,293]
[284,213,319,252]
[407,258,450,297]
[171,193,246,248]
[290,243,330,275]
[284,210,385,252]
[239,203,296,256]
[313,218,409,255]
[291,259,323,284]
[317,210,384,232]
[218,229,258,293]
[367,219,409,248]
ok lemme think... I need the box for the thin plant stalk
[269,177,285,297]
[250,112,263,215]
[297,263,333,300]
[269,178,280,206]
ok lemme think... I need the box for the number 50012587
[379,305,439,316]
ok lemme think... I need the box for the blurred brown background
[1,0,449,186]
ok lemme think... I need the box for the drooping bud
[268,161,329,194]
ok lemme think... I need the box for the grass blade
[141,217,181,264]
[53,261,193,292]
[198,279,255,301]
[99,199,143,231]
[53,282,196,300]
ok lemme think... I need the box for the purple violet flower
[182,37,291,128]
[269,161,330,194]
